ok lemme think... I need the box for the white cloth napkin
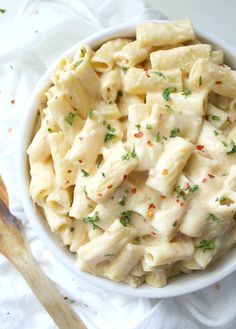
[0,1,235,328]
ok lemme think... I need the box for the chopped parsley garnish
[227,141,236,155]
[196,239,215,252]
[170,127,180,138]
[118,195,126,206]
[182,88,191,97]
[83,186,88,196]
[0,9,6,13]
[104,123,117,143]
[70,227,74,232]
[216,196,226,204]
[199,76,202,86]
[162,87,176,101]
[155,132,160,142]
[135,124,141,131]
[80,47,86,57]
[214,130,219,136]
[172,221,177,227]
[81,169,89,177]
[120,211,132,226]
[175,184,199,200]
[165,104,174,112]
[146,123,152,130]
[88,109,94,119]
[121,67,128,74]
[87,203,95,209]
[211,115,221,121]
[121,145,136,161]
[117,90,123,98]
[102,172,106,178]
[65,112,76,125]
[206,213,220,223]
[75,59,83,67]
[83,211,100,229]
[152,70,166,79]
[221,141,228,147]
[48,128,55,133]
[104,253,115,257]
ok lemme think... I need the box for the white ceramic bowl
[16,20,236,298]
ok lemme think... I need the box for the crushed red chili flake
[208,173,215,178]
[196,145,204,150]
[180,202,184,207]
[205,114,209,120]
[107,184,113,189]
[79,137,84,141]
[78,159,83,164]
[97,193,103,197]
[147,140,153,147]
[10,99,15,104]
[144,67,151,78]
[176,199,180,203]
[184,182,190,189]
[131,187,137,194]
[160,195,166,199]
[67,169,72,173]
[215,80,222,85]
[202,178,207,183]
[151,231,157,236]
[148,203,156,209]
[123,174,127,182]
[134,131,143,138]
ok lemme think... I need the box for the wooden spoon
[0,177,87,329]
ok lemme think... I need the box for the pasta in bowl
[17,19,236,297]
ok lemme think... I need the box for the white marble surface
[0,0,235,47]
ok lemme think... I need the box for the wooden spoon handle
[14,249,87,329]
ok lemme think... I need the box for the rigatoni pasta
[28,19,236,288]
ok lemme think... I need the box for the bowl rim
[16,19,236,298]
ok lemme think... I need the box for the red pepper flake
[215,80,222,85]
[147,140,153,147]
[123,174,127,182]
[130,187,137,194]
[148,203,156,209]
[10,99,15,104]
[160,195,166,199]
[79,137,84,141]
[176,199,180,203]
[107,185,113,189]
[208,173,215,178]
[180,202,184,207]
[97,193,103,197]
[196,145,204,150]
[205,114,209,120]
[202,178,207,183]
[184,182,190,189]
[67,169,72,173]
[78,159,83,164]
[134,131,143,138]
[226,116,232,124]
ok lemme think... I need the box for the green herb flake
[165,104,174,112]
[75,59,83,67]
[196,239,215,252]
[227,141,236,155]
[120,211,132,226]
[104,253,115,257]
[104,123,117,143]
[81,169,89,177]
[146,123,152,130]
[80,47,86,57]
[118,195,126,206]
[175,184,199,200]
[152,70,166,79]
[155,132,160,142]
[221,141,228,147]
[172,221,177,227]
[102,172,106,178]
[117,90,123,98]
[170,127,180,138]
[70,227,74,232]
[69,300,76,304]
[88,109,94,119]
[135,124,141,131]
[0,9,6,14]
[65,112,76,125]
[121,67,128,74]
[87,203,95,209]
[121,145,136,161]
[83,186,88,196]
[214,130,219,136]
[83,211,100,229]
[199,76,202,86]
[206,213,220,223]
[48,128,54,133]
[211,115,221,121]
[182,88,191,97]
[162,87,176,101]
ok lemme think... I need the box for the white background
[0,0,236,47]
